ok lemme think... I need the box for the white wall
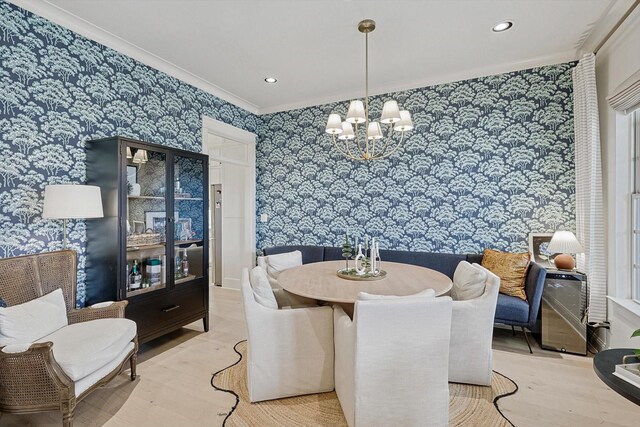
[595,6,640,348]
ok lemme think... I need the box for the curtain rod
[594,0,639,54]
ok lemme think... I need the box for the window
[632,110,640,302]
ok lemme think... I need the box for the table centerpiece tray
[337,268,387,281]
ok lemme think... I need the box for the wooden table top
[278,260,453,304]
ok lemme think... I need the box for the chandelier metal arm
[364,30,370,157]
[379,131,406,159]
[353,122,367,159]
[332,134,365,161]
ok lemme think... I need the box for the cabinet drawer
[126,285,206,338]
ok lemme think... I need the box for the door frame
[201,115,256,289]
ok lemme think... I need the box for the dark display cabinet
[85,136,209,343]
[541,270,588,355]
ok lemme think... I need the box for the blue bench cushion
[379,249,466,279]
[263,245,324,264]
[323,247,344,261]
[466,253,483,264]
[495,294,530,325]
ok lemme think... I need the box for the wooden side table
[593,348,640,405]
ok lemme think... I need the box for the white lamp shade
[367,122,383,140]
[338,121,355,140]
[126,146,132,159]
[132,149,144,164]
[547,231,584,254]
[393,110,414,132]
[346,100,366,124]
[43,185,104,219]
[325,113,343,134]
[380,100,401,124]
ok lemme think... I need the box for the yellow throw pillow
[481,248,530,301]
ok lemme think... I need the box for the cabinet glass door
[173,155,205,284]
[125,146,169,297]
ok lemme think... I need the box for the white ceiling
[12,0,636,114]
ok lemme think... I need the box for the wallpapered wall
[0,2,577,305]
[0,2,257,306]
[256,63,576,252]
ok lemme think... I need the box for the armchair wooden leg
[521,326,533,354]
[511,325,516,336]
[130,353,137,381]
[62,404,75,427]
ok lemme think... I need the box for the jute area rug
[212,341,517,427]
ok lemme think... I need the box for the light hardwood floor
[1,286,638,426]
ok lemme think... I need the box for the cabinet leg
[203,314,209,332]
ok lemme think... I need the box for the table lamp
[43,184,104,248]
[547,230,584,270]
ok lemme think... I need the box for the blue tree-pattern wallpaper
[0,2,258,306]
[0,2,577,305]
[256,63,576,253]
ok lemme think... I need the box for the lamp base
[553,253,575,270]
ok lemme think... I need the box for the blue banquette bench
[262,245,547,352]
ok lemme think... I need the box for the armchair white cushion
[0,288,68,346]
[449,263,500,386]
[334,294,453,427]
[241,268,334,402]
[36,318,136,381]
[257,250,303,289]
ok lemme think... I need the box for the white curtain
[572,53,606,323]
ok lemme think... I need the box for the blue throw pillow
[0,297,6,308]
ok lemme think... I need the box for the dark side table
[593,348,640,405]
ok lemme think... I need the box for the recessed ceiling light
[492,21,513,32]
[264,77,277,83]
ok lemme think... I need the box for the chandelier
[325,19,413,161]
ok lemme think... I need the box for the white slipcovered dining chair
[334,293,453,427]
[240,268,334,402]
[449,263,500,386]
[256,250,303,290]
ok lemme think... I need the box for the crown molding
[257,50,579,115]
[9,0,260,115]
[578,0,638,55]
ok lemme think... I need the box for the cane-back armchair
[0,250,138,426]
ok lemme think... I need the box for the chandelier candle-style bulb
[394,110,414,132]
[325,114,343,135]
[339,121,355,140]
[346,100,366,124]
[326,19,412,161]
[367,122,383,140]
[381,100,401,123]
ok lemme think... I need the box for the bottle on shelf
[175,251,183,279]
[146,257,162,286]
[181,249,189,276]
[129,259,142,290]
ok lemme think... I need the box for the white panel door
[203,119,256,290]
[220,160,248,288]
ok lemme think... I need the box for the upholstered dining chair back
[0,250,77,310]
[240,268,334,402]
[449,265,501,386]
[334,295,453,427]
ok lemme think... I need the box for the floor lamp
[43,185,104,249]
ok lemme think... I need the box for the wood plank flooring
[1,286,638,426]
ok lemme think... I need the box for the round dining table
[278,260,452,316]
